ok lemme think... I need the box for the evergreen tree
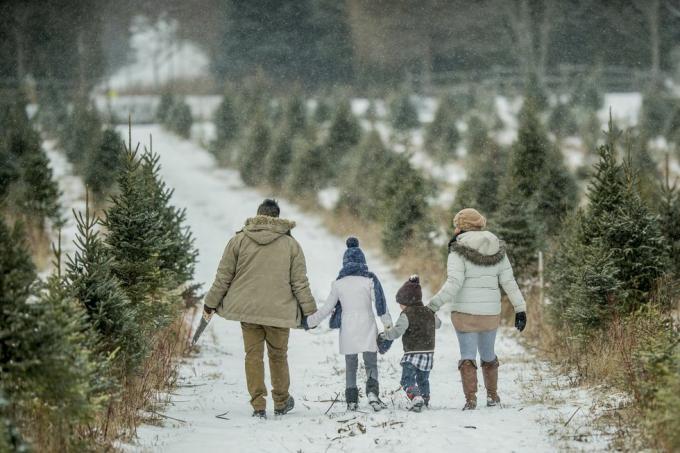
[37,83,69,138]
[66,197,146,372]
[390,91,420,132]
[656,157,680,274]
[212,91,240,162]
[265,126,295,189]
[571,74,603,112]
[338,130,393,220]
[1,95,61,226]
[425,98,460,162]
[535,147,579,238]
[325,100,361,167]
[453,140,507,216]
[84,128,124,204]
[495,175,540,276]
[239,115,272,186]
[156,92,176,124]
[62,103,103,170]
[284,95,307,136]
[102,146,173,328]
[464,115,491,157]
[0,220,104,449]
[314,97,332,124]
[509,99,549,199]
[548,102,578,141]
[378,155,430,257]
[166,99,193,139]
[140,149,197,287]
[286,137,326,196]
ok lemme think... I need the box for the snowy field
[42,125,612,453]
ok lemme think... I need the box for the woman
[427,208,527,410]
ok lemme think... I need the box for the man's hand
[203,304,216,315]
[301,316,315,331]
[515,311,527,332]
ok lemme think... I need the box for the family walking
[202,199,527,418]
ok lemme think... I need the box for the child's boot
[366,378,387,411]
[422,395,430,408]
[404,386,424,412]
[345,387,359,411]
[481,357,501,407]
[458,359,478,410]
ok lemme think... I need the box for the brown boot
[481,357,500,407]
[458,359,478,410]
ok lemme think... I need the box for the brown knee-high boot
[458,359,478,410]
[481,357,500,407]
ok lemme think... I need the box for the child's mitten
[377,333,393,354]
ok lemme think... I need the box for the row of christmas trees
[1,93,198,449]
[207,84,433,258]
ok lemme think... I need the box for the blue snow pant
[400,362,430,398]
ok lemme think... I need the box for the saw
[191,310,214,345]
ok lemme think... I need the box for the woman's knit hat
[343,237,366,266]
[396,275,423,306]
[453,208,486,231]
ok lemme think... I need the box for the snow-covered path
[110,125,601,452]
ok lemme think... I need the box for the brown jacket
[204,215,317,328]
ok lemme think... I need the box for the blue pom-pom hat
[343,236,366,266]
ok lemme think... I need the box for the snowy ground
[57,125,612,453]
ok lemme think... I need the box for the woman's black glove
[514,312,527,332]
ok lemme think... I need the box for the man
[203,199,317,418]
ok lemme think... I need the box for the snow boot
[459,359,478,410]
[366,378,387,411]
[410,396,425,413]
[423,395,430,408]
[482,357,501,407]
[252,409,266,419]
[274,396,295,416]
[345,387,359,411]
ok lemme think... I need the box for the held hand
[514,311,527,332]
[203,304,216,315]
[301,316,315,331]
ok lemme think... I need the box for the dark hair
[257,199,280,217]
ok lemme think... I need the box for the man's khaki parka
[204,215,317,328]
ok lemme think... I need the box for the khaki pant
[241,322,290,411]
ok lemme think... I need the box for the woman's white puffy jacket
[428,231,526,315]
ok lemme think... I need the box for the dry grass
[86,307,198,450]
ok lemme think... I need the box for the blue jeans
[400,362,430,398]
[455,329,497,363]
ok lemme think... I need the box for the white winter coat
[306,276,392,355]
[428,231,526,315]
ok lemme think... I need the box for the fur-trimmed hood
[242,215,296,245]
[449,231,506,266]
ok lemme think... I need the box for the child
[379,275,441,412]
[304,237,392,411]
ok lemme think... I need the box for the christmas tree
[265,126,295,189]
[286,137,326,196]
[425,98,460,162]
[212,90,240,162]
[548,102,578,142]
[166,98,193,139]
[325,100,361,168]
[656,156,680,274]
[509,98,549,199]
[66,195,147,372]
[61,102,103,170]
[84,128,124,204]
[338,130,393,220]
[494,174,540,276]
[534,146,579,238]
[284,95,307,137]
[378,155,431,257]
[390,91,420,132]
[239,114,272,186]
[452,140,507,216]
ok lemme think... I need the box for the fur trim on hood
[242,215,296,245]
[449,231,506,266]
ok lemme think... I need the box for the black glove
[203,304,216,315]
[515,311,527,332]
[301,316,313,331]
